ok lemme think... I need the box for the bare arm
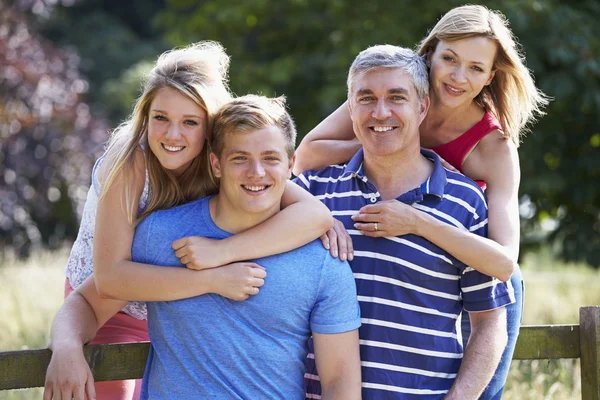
[173,180,334,269]
[293,101,361,176]
[313,330,362,400]
[44,278,125,400]
[445,307,507,399]
[463,133,521,261]
[93,151,266,301]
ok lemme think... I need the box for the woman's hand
[352,200,420,237]
[173,236,229,270]
[320,218,354,262]
[208,262,267,301]
[43,346,95,400]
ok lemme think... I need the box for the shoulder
[294,164,348,192]
[466,131,520,185]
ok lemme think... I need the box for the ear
[287,154,296,179]
[209,152,222,178]
[347,98,354,121]
[485,69,496,86]
[418,95,430,125]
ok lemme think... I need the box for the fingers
[320,233,330,250]
[74,384,85,400]
[172,236,189,251]
[352,212,379,223]
[85,372,96,400]
[174,246,188,260]
[326,228,339,258]
[43,385,53,400]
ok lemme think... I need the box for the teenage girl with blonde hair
[44,41,333,400]
[294,5,549,398]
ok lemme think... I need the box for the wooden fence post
[580,306,600,400]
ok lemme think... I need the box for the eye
[153,115,167,121]
[232,156,247,161]
[443,55,455,63]
[391,95,407,102]
[471,66,484,72]
[358,96,375,103]
[264,156,281,162]
[184,119,199,126]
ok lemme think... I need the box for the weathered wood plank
[0,342,149,390]
[513,324,580,360]
[0,323,589,391]
[580,306,600,400]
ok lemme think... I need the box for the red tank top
[429,111,502,190]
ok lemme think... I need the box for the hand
[173,236,228,270]
[209,262,267,301]
[320,218,354,261]
[43,346,95,400]
[351,200,420,237]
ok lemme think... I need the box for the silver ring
[374,222,379,232]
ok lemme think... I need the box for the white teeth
[446,84,462,93]
[243,185,266,192]
[163,144,184,151]
[373,126,394,132]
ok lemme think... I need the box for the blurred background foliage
[1,0,599,265]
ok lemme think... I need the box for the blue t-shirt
[133,196,361,400]
[296,149,515,399]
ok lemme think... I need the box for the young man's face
[210,125,294,219]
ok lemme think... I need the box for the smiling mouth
[370,126,397,133]
[242,185,271,193]
[444,83,465,94]
[162,144,185,152]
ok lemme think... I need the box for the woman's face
[147,86,207,177]
[428,37,497,109]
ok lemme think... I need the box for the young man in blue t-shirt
[46,95,362,399]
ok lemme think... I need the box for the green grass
[1,248,599,399]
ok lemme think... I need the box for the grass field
[1,248,599,399]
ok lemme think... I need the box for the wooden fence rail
[1,306,599,398]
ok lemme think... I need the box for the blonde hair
[211,95,297,159]
[418,5,550,145]
[101,41,232,224]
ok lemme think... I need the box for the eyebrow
[227,149,284,156]
[150,109,204,119]
[355,87,409,96]
[445,49,488,66]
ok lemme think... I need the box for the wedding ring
[374,222,379,232]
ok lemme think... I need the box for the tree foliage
[2,0,599,265]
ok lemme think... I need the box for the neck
[424,96,479,131]
[209,195,278,234]
[363,142,434,200]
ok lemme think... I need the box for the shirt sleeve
[460,186,515,312]
[310,252,361,334]
[292,171,313,193]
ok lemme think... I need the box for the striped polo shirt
[296,148,515,399]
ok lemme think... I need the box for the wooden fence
[1,306,599,398]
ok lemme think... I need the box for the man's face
[348,68,429,158]
[210,125,294,218]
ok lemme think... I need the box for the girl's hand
[173,236,229,270]
[320,218,354,262]
[209,262,267,301]
[352,200,420,237]
[43,346,95,400]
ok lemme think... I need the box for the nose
[372,99,392,120]
[248,159,266,178]
[451,66,467,83]
[165,123,181,139]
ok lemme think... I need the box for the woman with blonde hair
[44,41,333,400]
[294,5,549,398]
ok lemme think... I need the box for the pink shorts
[64,278,149,400]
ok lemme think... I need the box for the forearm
[445,309,507,399]
[48,292,100,351]
[96,261,214,301]
[217,184,334,264]
[416,213,516,281]
[321,378,362,400]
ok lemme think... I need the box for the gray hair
[347,45,429,101]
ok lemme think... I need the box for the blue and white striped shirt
[296,149,515,399]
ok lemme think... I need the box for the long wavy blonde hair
[101,41,232,224]
[418,5,550,145]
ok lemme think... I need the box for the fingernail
[340,253,347,262]
[348,253,354,261]
[332,250,338,257]
[351,215,356,220]
[324,242,330,250]
[353,223,358,228]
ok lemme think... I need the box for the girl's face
[147,87,207,177]
[428,37,497,109]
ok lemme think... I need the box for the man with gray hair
[296,45,514,399]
